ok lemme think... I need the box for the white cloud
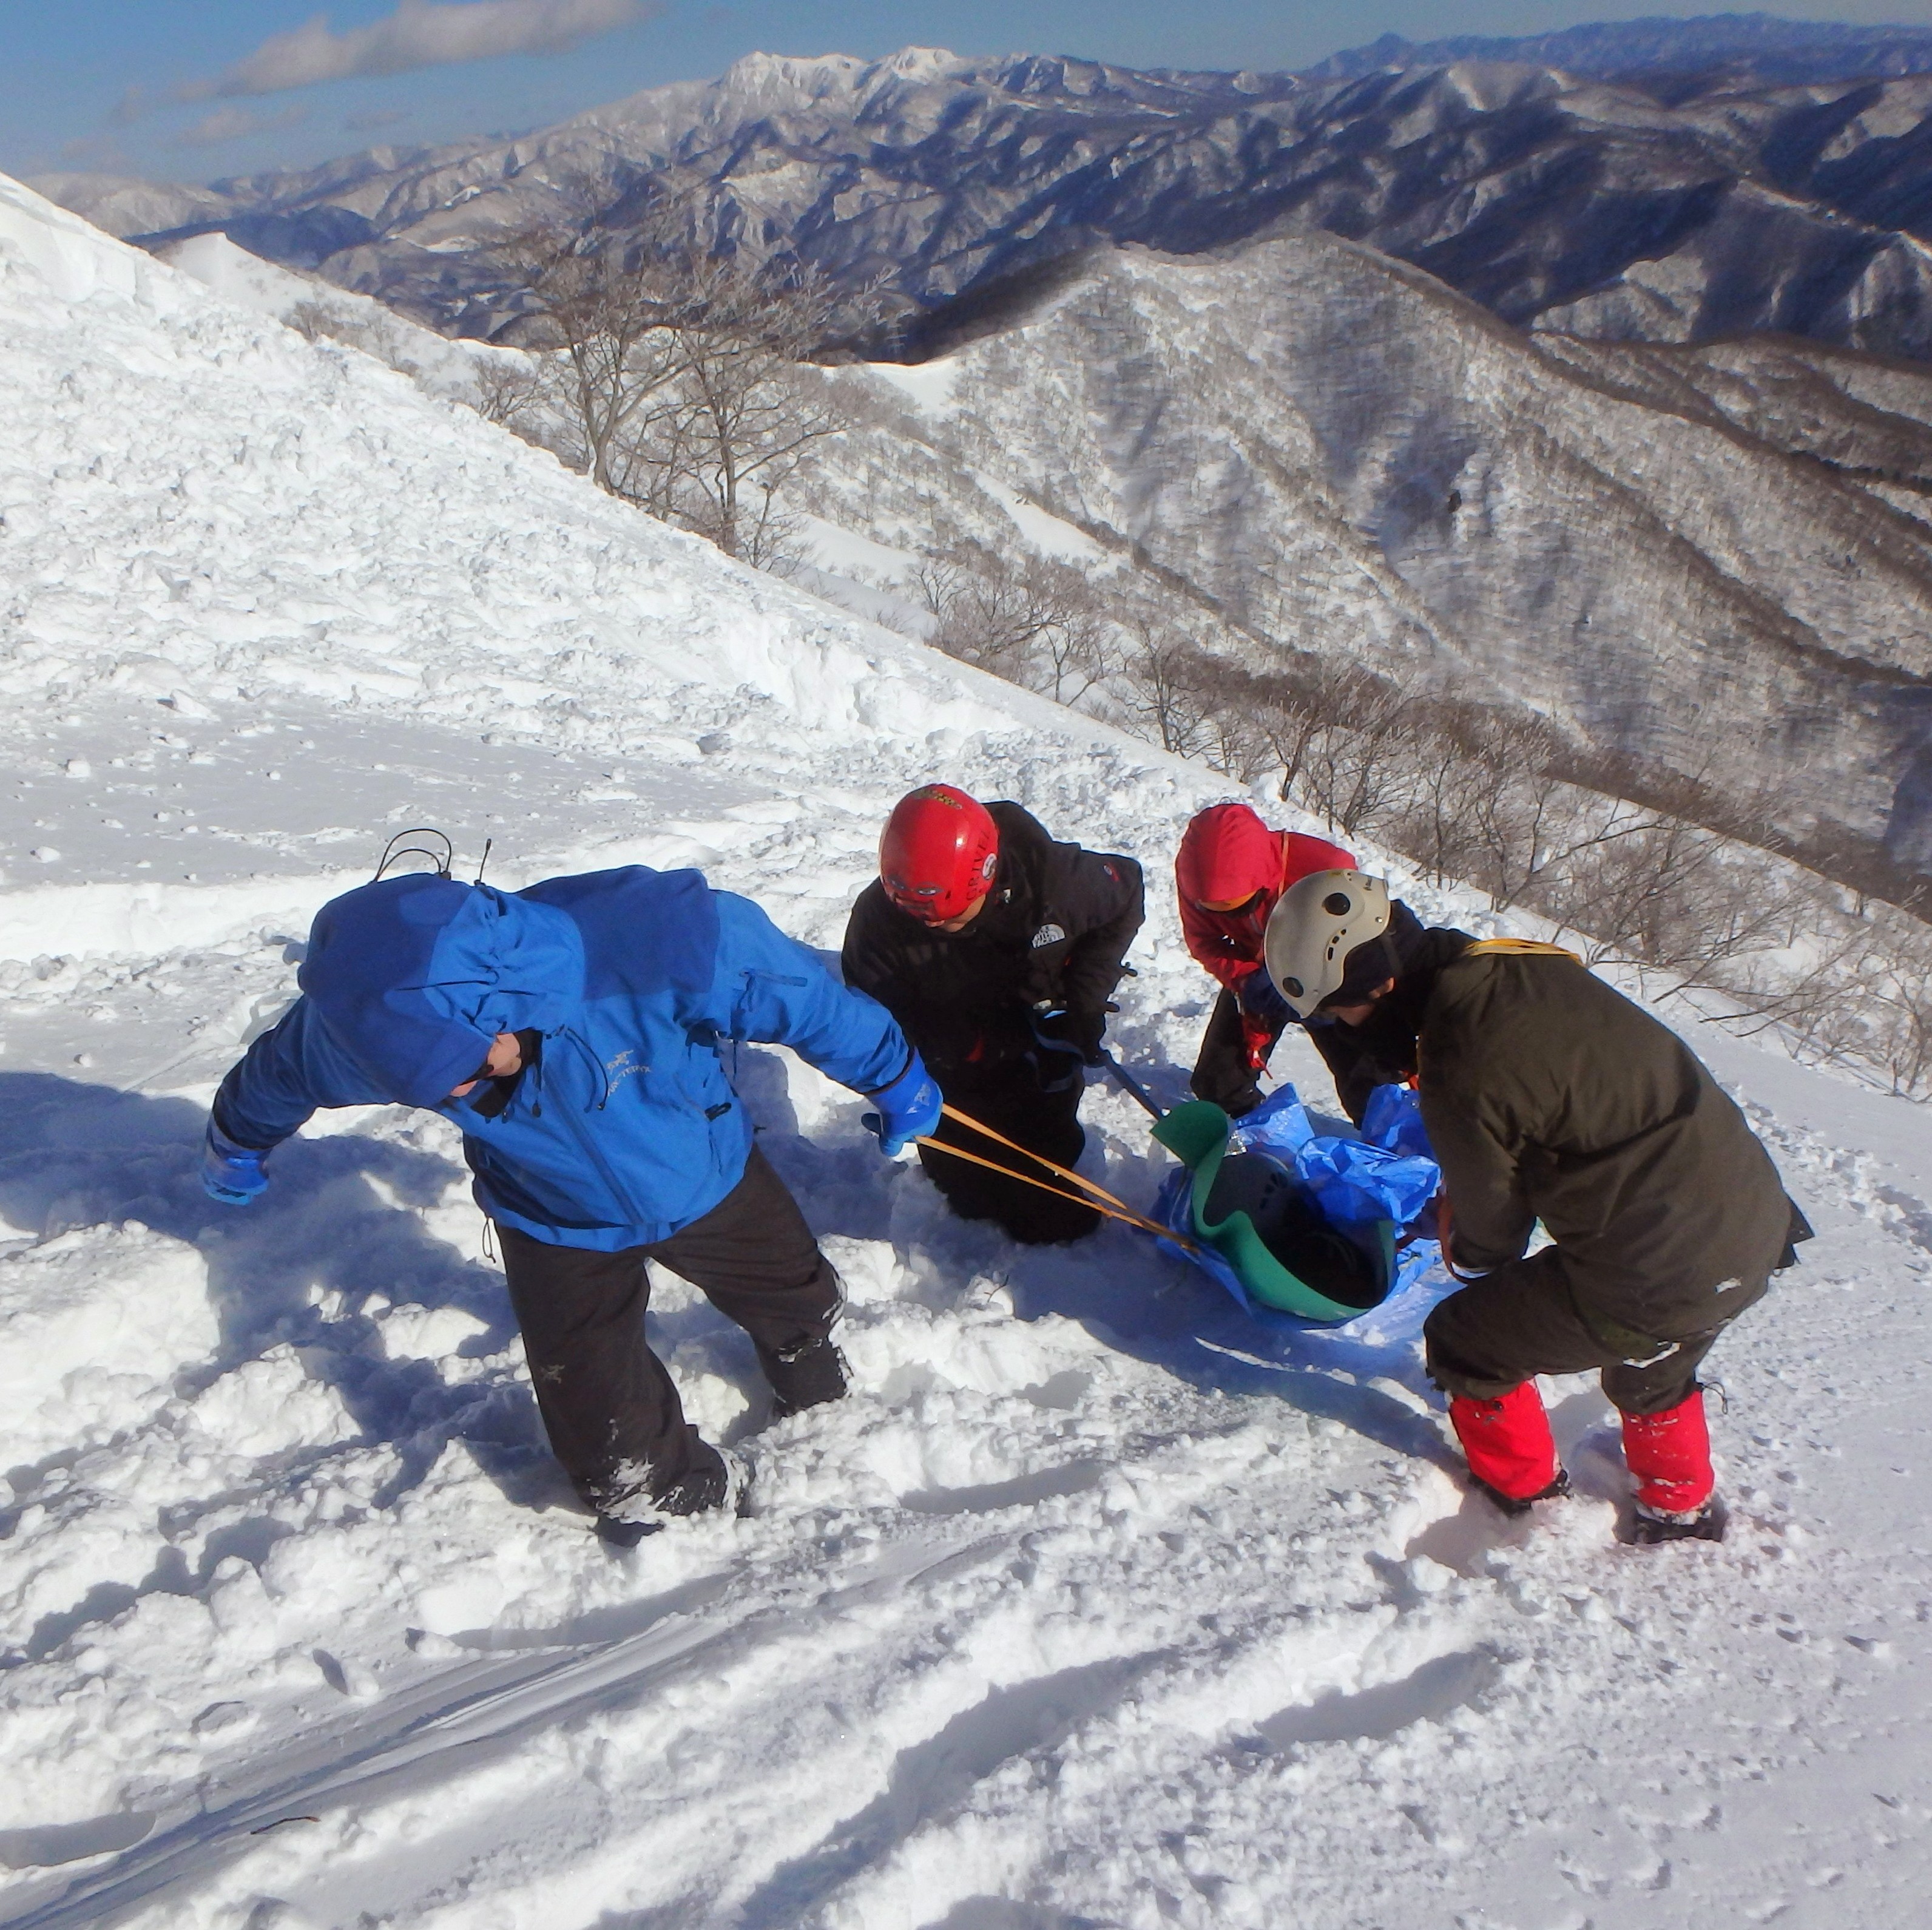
[188,0,655,100]
[175,104,311,149]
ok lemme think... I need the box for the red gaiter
[1448,1384,1560,1501]
[1620,1389,1714,1515]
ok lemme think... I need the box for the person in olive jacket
[1266,869,1809,1543]
[842,784,1144,1242]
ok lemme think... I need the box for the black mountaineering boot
[1628,1495,1728,1546]
[594,1514,660,1552]
[1473,1468,1573,1519]
[763,1335,849,1420]
[593,1451,747,1551]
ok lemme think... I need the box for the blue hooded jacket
[212,866,911,1249]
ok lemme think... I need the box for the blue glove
[863,1052,943,1157]
[1237,967,1291,1030]
[201,1122,269,1205]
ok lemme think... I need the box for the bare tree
[471,356,545,432]
[914,541,1114,702]
[496,191,861,563]
[1869,930,1932,1097]
[1111,616,1224,760]
[495,202,683,494]
[1289,670,1422,840]
[1251,677,1336,805]
[644,256,849,561]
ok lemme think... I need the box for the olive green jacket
[1417,948,1799,1338]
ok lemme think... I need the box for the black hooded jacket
[841,802,1144,1088]
[1308,924,1473,1122]
[1340,929,1803,1333]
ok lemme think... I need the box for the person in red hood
[1178,804,1361,1119]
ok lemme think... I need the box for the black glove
[1036,1006,1106,1068]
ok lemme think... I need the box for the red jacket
[1177,805,1353,1063]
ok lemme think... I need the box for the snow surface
[152,234,518,404]
[4,172,1932,1929]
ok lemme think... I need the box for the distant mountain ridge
[34,19,1932,364]
[1309,12,1932,88]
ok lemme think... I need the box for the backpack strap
[1463,938,1581,963]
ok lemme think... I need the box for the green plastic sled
[1152,1100,1396,1324]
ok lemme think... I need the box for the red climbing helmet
[880,784,1001,923]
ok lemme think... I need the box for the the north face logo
[1031,923,1067,947]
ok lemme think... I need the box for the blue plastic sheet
[1360,1082,1434,1160]
[1228,1084,1441,1228]
[1152,1082,1456,1338]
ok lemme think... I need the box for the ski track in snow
[2,172,1932,1929]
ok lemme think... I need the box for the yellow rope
[939,1103,1145,1214]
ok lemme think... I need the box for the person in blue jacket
[201,864,941,1548]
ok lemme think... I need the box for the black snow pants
[1423,1248,1770,1416]
[919,1063,1099,1244]
[1190,991,1398,1127]
[1189,988,1274,1117]
[497,1146,840,1519]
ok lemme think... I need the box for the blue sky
[2,2,1924,185]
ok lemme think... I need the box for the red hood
[1176,807,1354,990]
[1176,804,1283,907]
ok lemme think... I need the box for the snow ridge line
[0,878,333,966]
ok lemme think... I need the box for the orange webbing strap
[940,1103,1166,1226]
[1463,938,1581,962]
[922,1103,1198,1248]
[913,1136,1194,1245]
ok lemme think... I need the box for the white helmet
[1263,870,1393,1020]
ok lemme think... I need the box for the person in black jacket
[1265,868,1809,1543]
[842,784,1144,1242]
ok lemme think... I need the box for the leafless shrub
[1866,928,1932,1097]
[916,542,1115,704]
[471,356,545,431]
[1289,675,1428,842]
[1099,629,1932,1094]
[493,187,868,563]
[1698,895,1932,1099]
[286,300,337,344]
[1110,615,1228,760]
[285,299,424,380]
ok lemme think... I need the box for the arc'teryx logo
[1031,923,1067,947]
[604,1048,648,1093]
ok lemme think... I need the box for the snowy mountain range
[1306,10,1932,87]
[804,235,1932,888]
[35,19,1932,364]
[5,160,1932,1928]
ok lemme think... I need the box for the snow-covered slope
[4,171,1932,1930]
[151,232,521,405]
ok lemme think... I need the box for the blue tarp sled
[1152,1083,1455,1339]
